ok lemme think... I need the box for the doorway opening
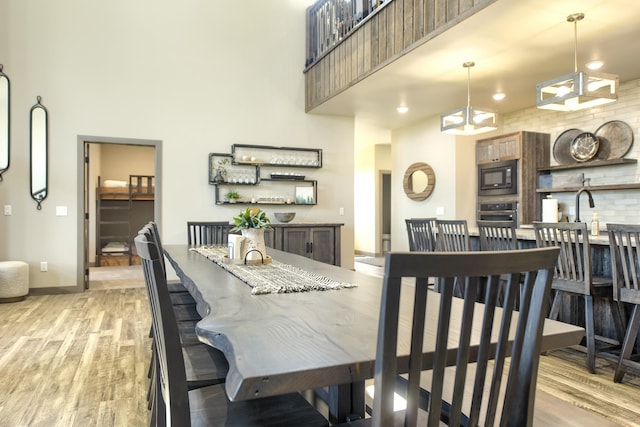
[78,136,162,290]
[381,171,391,254]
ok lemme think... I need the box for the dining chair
[477,219,518,251]
[139,225,229,409]
[405,218,437,251]
[436,219,471,252]
[533,221,625,373]
[336,247,559,427]
[607,223,640,383]
[187,221,232,246]
[134,231,329,427]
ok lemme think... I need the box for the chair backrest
[405,218,437,252]
[436,219,470,252]
[532,221,592,295]
[187,221,232,246]
[371,248,558,427]
[477,219,518,251]
[607,223,640,304]
[135,227,191,425]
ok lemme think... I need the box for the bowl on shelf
[274,212,296,223]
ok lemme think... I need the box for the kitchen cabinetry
[476,131,550,225]
[475,134,521,164]
[209,145,322,205]
[266,224,342,266]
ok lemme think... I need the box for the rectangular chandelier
[440,105,498,135]
[536,70,618,111]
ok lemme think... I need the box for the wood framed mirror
[0,65,9,181]
[30,96,48,209]
[403,162,436,201]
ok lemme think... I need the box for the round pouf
[0,261,29,303]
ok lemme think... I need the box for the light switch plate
[436,206,445,215]
[56,206,68,216]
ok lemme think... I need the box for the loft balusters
[304,0,496,112]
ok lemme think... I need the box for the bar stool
[533,221,624,373]
[607,223,640,382]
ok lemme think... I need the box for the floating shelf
[538,158,637,172]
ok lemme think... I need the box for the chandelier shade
[536,13,618,111]
[441,62,497,135]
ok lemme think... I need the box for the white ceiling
[307,0,640,130]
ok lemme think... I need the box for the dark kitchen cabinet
[266,224,342,266]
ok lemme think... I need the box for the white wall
[390,116,485,251]
[0,0,355,289]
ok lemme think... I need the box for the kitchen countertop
[468,225,610,246]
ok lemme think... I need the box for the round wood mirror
[403,162,435,201]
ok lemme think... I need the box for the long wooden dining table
[163,244,585,423]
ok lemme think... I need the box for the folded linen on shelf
[190,246,356,295]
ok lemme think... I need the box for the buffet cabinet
[264,223,342,266]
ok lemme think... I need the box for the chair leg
[548,290,562,320]
[614,304,640,383]
[584,295,596,374]
[609,299,627,344]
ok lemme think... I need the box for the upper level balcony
[303,0,497,113]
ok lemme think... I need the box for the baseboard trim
[29,285,84,295]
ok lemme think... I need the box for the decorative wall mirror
[403,162,436,201]
[0,65,9,181]
[30,96,48,209]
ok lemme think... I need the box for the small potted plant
[231,208,271,262]
[225,190,241,203]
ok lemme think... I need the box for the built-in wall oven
[477,160,518,197]
[477,201,518,224]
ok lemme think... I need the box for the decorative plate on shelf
[570,132,599,162]
[594,120,634,160]
[553,128,583,165]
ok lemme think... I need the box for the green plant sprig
[231,207,272,231]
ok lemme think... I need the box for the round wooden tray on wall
[403,162,436,201]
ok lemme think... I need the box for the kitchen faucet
[574,187,594,222]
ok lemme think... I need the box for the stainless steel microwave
[477,160,518,196]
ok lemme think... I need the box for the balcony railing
[305,0,389,68]
[304,0,496,112]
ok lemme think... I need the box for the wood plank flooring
[0,262,637,426]
[0,288,150,426]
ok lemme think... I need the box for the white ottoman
[0,261,29,302]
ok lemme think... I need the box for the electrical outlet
[339,207,344,216]
[3,205,11,215]
[40,261,48,272]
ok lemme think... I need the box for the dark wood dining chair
[134,230,329,427]
[337,247,559,427]
[436,219,470,252]
[533,221,625,373]
[140,225,228,403]
[607,223,640,383]
[405,218,437,251]
[187,221,232,246]
[477,219,518,251]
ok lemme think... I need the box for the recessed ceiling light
[586,60,604,70]
[396,106,409,114]
[492,93,506,101]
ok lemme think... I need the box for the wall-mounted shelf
[232,144,322,168]
[209,145,321,205]
[537,183,640,193]
[538,158,637,172]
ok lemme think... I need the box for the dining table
[163,244,585,423]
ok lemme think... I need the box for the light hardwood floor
[0,262,637,426]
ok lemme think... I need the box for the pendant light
[536,13,618,111]
[441,62,497,135]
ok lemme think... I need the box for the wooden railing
[304,0,497,112]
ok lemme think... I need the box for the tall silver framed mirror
[30,96,48,209]
[0,65,9,181]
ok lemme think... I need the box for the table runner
[190,246,357,295]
